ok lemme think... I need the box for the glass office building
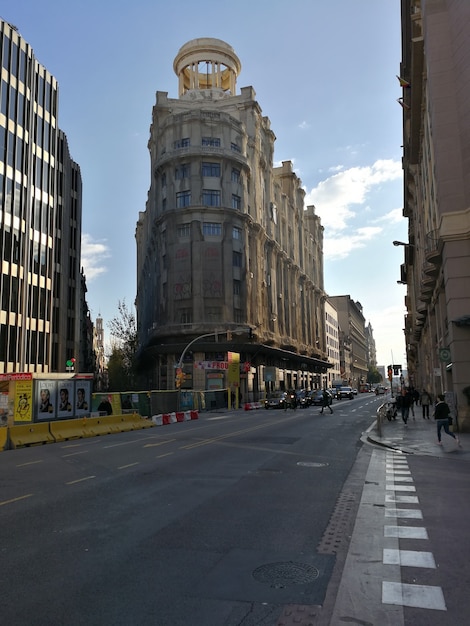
[0,19,82,373]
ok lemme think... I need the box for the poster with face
[75,381,91,414]
[57,381,74,417]
[36,381,57,420]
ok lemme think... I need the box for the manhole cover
[297,461,328,467]
[252,561,320,588]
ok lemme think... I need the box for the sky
[5,0,408,368]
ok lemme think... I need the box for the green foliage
[367,366,382,384]
[107,300,138,389]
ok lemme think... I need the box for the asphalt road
[0,394,383,626]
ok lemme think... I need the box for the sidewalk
[365,403,470,460]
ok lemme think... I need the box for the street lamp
[393,240,411,247]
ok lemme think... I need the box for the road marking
[66,475,96,485]
[118,462,139,469]
[385,508,423,519]
[382,581,446,610]
[16,460,43,467]
[383,549,436,568]
[143,439,176,448]
[386,476,414,482]
[385,494,419,504]
[0,493,33,506]
[62,450,88,458]
[384,525,428,539]
[156,452,174,459]
[385,484,416,491]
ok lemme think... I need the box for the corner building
[0,20,83,373]
[136,38,331,398]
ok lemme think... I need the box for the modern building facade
[329,295,368,389]
[0,19,83,374]
[325,300,341,387]
[399,0,470,429]
[136,38,331,399]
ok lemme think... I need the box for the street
[2,394,468,625]
[0,394,377,625]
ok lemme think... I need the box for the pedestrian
[434,393,460,446]
[420,389,432,419]
[400,388,413,425]
[320,389,333,414]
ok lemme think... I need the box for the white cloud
[324,226,383,260]
[305,159,402,231]
[80,234,110,281]
[298,121,310,130]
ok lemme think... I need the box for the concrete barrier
[115,414,154,431]
[49,418,88,442]
[0,426,9,451]
[8,423,55,448]
[244,402,263,411]
[151,410,198,426]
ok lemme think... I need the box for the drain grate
[317,491,357,555]
[253,561,320,588]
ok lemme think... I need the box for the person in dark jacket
[400,388,413,425]
[435,394,460,446]
[320,389,333,414]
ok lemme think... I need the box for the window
[231,142,241,153]
[176,191,191,208]
[231,194,241,210]
[203,222,222,236]
[233,251,242,267]
[177,224,190,238]
[233,280,241,295]
[202,189,221,206]
[231,168,240,183]
[202,137,220,147]
[205,307,222,321]
[175,163,190,179]
[174,138,190,149]
[179,308,192,324]
[233,227,241,240]
[202,162,220,176]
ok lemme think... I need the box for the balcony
[425,229,442,264]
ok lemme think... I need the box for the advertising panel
[57,381,74,418]
[36,381,57,420]
[14,379,33,422]
[75,381,91,415]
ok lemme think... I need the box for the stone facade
[400,0,470,429]
[136,38,330,398]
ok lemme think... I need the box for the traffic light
[387,365,393,381]
[66,358,76,371]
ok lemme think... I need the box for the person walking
[320,389,333,414]
[434,393,461,446]
[420,389,432,419]
[400,388,413,425]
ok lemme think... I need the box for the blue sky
[6,0,407,368]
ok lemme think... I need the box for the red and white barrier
[244,402,263,411]
[151,410,199,426]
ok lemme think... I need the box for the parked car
[337,386,354,400]
[265,391,287,409]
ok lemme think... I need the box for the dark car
[337,386,354,400]
[296,390,311,408]
[265,392,287,409]
[309,390,333,406]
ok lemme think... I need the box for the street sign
[438,348,451,363]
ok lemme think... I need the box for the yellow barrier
[8,422,55,448]
[0,426,8,451]
[49,418,88,442]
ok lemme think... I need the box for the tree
[367,366,382,384]
[107,300,138,390]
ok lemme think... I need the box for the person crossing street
[320,389,333,414]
